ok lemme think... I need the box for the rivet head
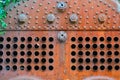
[57,2,67,12]
[98,14,106,23]
[18,14,27,23]
[47,14,55,23]
[69,14,78,23]
[57,31,67,42]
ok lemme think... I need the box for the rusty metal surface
[1,0,120,80]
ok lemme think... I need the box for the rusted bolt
[58,31,67,42]
[47,14,55,23]
[57,2,67,12]
[98,14,106,23]
[69,14,78,23]
[18,14,28,23]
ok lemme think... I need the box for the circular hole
[49,66,54,70]
[20,58,25,63]
[107,65,112,71]
[41,51,46,56]
[100,44,105,49]
[49,58,54,63]
[71,37,76,42]
[12,65,17,71]
[41,66,46,71]
[71,44,76,49]
[34,66,39,70]
[107,58,112,63]
[0,65,3,70]
[71,51,76,56]
[6,44,11,49]
[0,44,3,49]
[114,44,119,49]
[41,44,46,49]
[27,44,32,49]
[78,44,83,49]
[93,58,98,63]
[21,37,25,42]
[100,65,105,70]
[6,37,11,42]
[78,37,83,42]
[86,66,90,70]
[85,44,90,49]
[93,51,98,56]
[71,58,76,63]
[41,37,46,42]
[0,51,3,56]
[27,51,32,56]
[27,58,32,63]
[114,65,119,70]
[0,37,4,42]
[34,44,39,49]
[12,58,18,63]
[34,37,39,42]
[107,37,112,42]
[49,44,54,49]
[49,51,54,56]
[85,58,90,63]
[114,37,119,41]
[107,51,112,56]
[6,51,10,56]
[71,65,76,70]
[114,51,119,56]
[6,65,10,71]
[92,44,97,49]
[78,58,83,63]
[5,58,10,63]
[20,44,25,49]
[93,65,98,71]
[100,58,105,63]
[27,37,32,42]
[100,51,105,56]
[12,51,18,56]
[41,58,46,63]
[85,37,90,42]
[13,44,18,49]
[49,37,54,42]
[34,58,39,63]
[92,37,97,42]
[85,51,90,56]
[107,44,112,49]
[114,58,119,63]
[20,66,24,70]
[78,65,83,70]
[20,51,25,56]
[99,37,104,41]
[27,65,32,71]
[0,58,3,63]
[13,37,18,42]
[34,51,39,56]
[78,51,83,56]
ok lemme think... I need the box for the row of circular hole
[0,51,54,56]
[71,65,120,71]
[71,37,119,42]
[71,51,120,56]
[71,58,120,64]
[71,44,120,49]
[0,65,54,71]
[0,44,54,49]
[0,37,54,42]
[0,58,54,64]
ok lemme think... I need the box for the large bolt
[47,14,55,23]
[98,14,106,23]
[57,31,67,42]
[18,14,27,23]
[69,14,78,23]
[57,2,67,12]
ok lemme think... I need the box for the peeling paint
[112,0,120,12]
[84,76,115,80]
